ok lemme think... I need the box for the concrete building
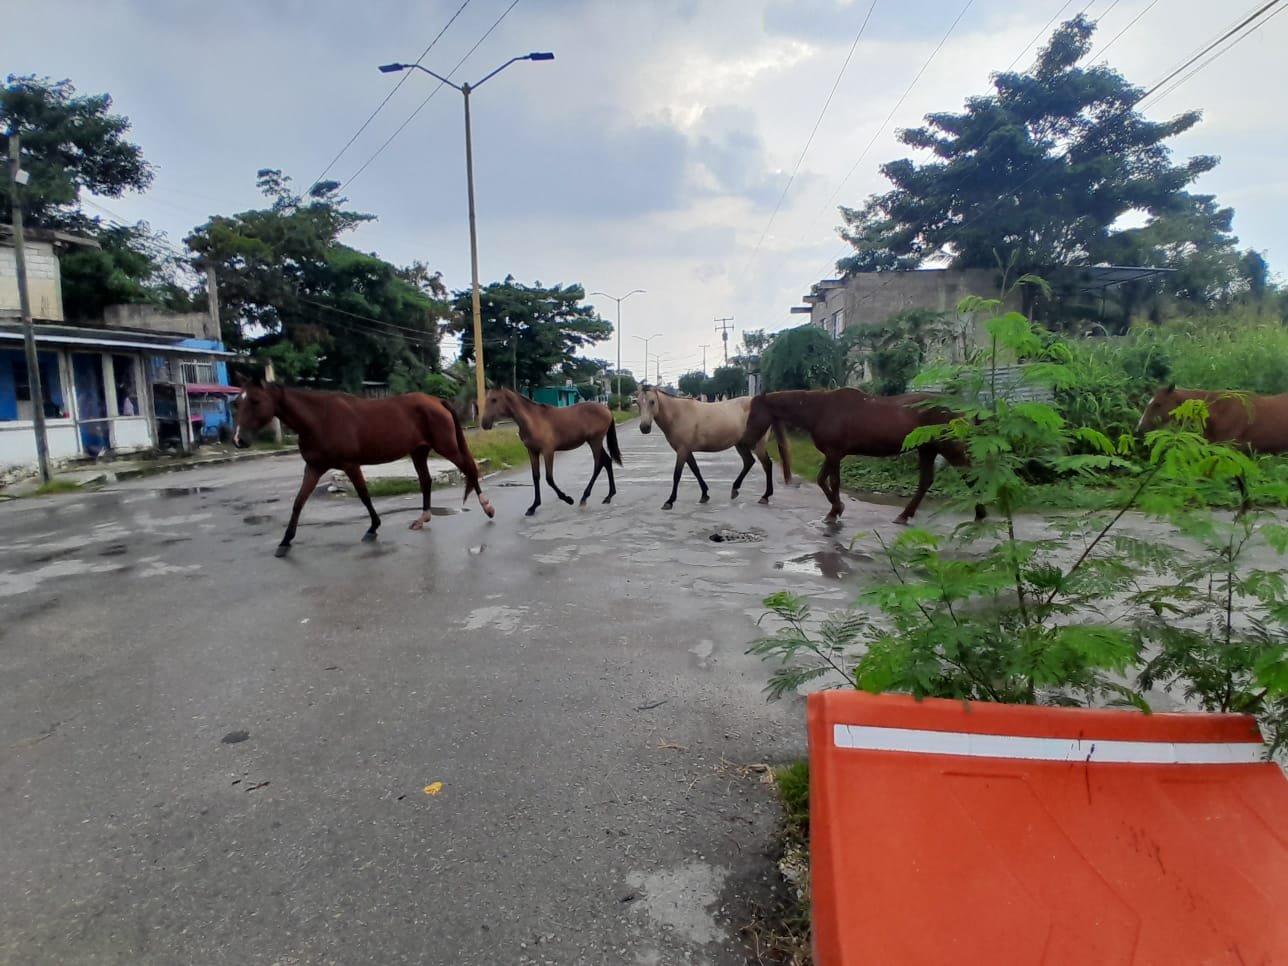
[0,226,233,472]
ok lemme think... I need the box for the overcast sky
[6,0,1286,379]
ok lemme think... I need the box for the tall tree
[452,277,611,391]
[704,366,749,399]
[187,170,447,388]
[1,75,152,229]
[838,17,1224,283]
[678,370,708,397]
[760,326,844,392]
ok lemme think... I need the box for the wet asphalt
[0,420,932,965]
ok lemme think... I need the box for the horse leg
[277,464,323,557]
[820,456,844,522]
[545,450,574,506]
[409,449,434,530]
[896,448,937,525]
[755,439,773,504]
[663,449,688,510]
[580,439,606,507]
[687,454,710,503]
[602,445,617,504]
[1235,474,1250,518]
[943,446,987,521]
[731,442,754,500]
[525,449,542,516]
[341,464,381,541]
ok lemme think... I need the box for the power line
[1005,0,1075,72]
[307,0,474,192]
[1094,0,1162,61]
[340,0,522,192]
[813,0,974,222]
[740,0,880,280]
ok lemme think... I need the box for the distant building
[0,226,234,470]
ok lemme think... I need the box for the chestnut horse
[480,387,622,516]
[739,388,985,524]
[1137,385,1288,453]
[636,386,787,509]
[234,381,494,556]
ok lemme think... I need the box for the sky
[6,0,1287,382]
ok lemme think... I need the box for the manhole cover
[709,527,765,543]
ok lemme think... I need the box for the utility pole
[8,132,51,482]
[714,316,734,365]
[698,343,711,374]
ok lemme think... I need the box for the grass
[31,478,85,496]
[742,759,812,965]
[612,409,637,424]
[364,478,425,498]
[468,427,530,470]
[771,432,1288,514]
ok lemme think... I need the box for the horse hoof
[662,502,673,510]
[525,507,537,517]
[274,545,291,558]
[730,489,740,500]
[408,520,424,531]
[699,493,710,504]
[482,499,496,519]
[364,531,380,541]
[758,496,769,505]
[893,516,911,526]
[602,495,612,504]
[560,495,574,505]
[579,499,588,508]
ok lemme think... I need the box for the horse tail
[605,419,624,466]
[446,399,483,497]
[773,418,792,483]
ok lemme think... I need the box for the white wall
[113,417,152,451]
[0,420,79,466]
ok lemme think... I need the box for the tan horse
[636,386,787,509]
[480,387,622,515]
[1138,385,1288,453]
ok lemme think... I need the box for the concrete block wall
[0,241,63,321]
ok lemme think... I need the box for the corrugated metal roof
[0,329,236,357]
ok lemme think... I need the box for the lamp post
[590,289,644,403]
[632,332,662,387]
[379,53,554,418]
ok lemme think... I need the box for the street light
[590,289,645,402]
[632,332,662,388]
[379,52,555,417]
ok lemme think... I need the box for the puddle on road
[707,526,765,544]
[157,486,214,498]
[773,547,870,580]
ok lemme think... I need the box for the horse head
[1137,383,1180,435]
[480,386,509,430]
[636,385,659,434]
[233,380,282,448]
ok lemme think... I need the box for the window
[181,361,215,384]
[1,349,67,421]
[831,309,845,338]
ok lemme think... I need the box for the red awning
[185,384,240,395]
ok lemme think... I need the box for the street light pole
[632,332,663,387]
[8,132,51,483]
[379,53,554,419]
[590,288,644,402]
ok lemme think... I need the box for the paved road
[0,421,916,965]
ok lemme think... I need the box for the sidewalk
[0,444,297,498]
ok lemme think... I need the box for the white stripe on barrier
[832,724,1265,764]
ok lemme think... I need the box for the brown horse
[233,381,494,556]
[479,387,622,516]
[1138,385,1288,453]
[739,388,985,525]
[635,386,787,509]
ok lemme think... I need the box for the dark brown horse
[234,381,494,556]
[1138,385,1288,453]
[739,388,985,524]
[480,387,622,516]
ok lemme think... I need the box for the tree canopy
[452,277,611,391]
[1,75,152,229]
[677,370,707,397]
[186,170,447,388]
[761,325,844,392]
[836,15,1252,303]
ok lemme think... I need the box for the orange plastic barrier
[808,691,1288,965]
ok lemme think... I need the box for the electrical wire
[340,0,522,192]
